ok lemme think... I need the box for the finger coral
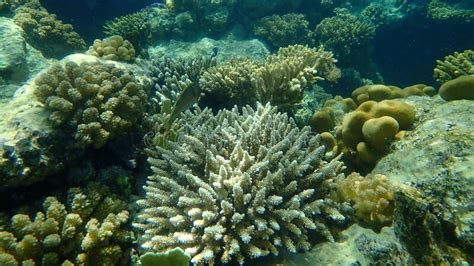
[34,58,148,149]
[87,35,136,62]
[12,0,86,58]
[252,45,340,109]
[0,183,132,265]
[134,103,347,265]
[434,49,474,84]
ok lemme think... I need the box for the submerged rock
[372,97,474,263]
[147,36,270,62]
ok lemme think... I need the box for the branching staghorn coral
[12,0,86,58]
[315,8,376,57]
[199,58,261,109]
[34,59,148,149]
[134,103,347,265]
[0,183,132,265]
[434,49,474,84]
[253,13,313,48]
[251,45,340,109]
[103,10,148,50]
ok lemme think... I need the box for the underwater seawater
[0,0,473,265]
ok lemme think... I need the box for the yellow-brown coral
[87,35,136,62]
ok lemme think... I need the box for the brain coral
[34,59,148,149]
[134,103,347,265]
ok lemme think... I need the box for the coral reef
[253,13,313,48]
[336,173,396,229]
[34,56,147,149]
[434,49,474,84]
[12,0,86,58]
[251,45,340,109]
[439,75,474,101]
[103,10,148,50]
[351,84,436,105]
[199,58,261,109]
[87,35,136,62]
[134,103,347,265]
[0,183,132,265]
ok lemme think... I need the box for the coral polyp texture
[34,57,147,149]
[134,103,347,265]
[434,49,474,84]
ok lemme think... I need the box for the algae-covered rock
[0,17,52,101]
[372,98,474,263]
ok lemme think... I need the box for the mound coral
[34,58,147,149]
[253,13,313,48]
[252,45,340,109]
[351,84,435,105]
[199,58,261,109]
[340,100,415,165]
[134,103,347,265]
[87,35,136,62]
[434,49,474,84]
[0,183,132,265]
[12,0,86,58]
[439,75,474,101]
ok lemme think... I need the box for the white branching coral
[134,103,346,265]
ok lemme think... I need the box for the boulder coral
[340,100,415,164]
[134,103,347,265]
[34,57,147,149]
[439,75,474,101]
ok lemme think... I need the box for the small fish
[161,83,201,133]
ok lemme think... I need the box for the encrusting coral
[87,35,136,62]
[335,173,395,230]
[34,59,148,149]
[434,49,474,84]
[251,45,340,109]
[134,103,348,265]
[253,13,313,48]
[12,0,86,58]
[0,183,132,265]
